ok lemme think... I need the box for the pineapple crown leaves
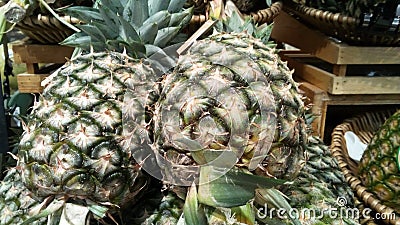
[60,0,193,58]
[210,0,274,44]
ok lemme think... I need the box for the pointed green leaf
[255,23,273,44]
[106,39,146,58]
[183,183,208,225]
[241,19,255,35]
[154,27,180,48]
[88,204,108,218]
[99,0,124,16]
[124,0,149,28]
[105,39,123,52]
[91,21,118,40]
[21,199,64,225]
[227,11,245,33]
[231,203,256,225]
[61,33,105,52]
[198,166,285,208]
[143,11,171,29]
[139,22,158,44]
[126,38,146,56]
[98,6,119,35]
[78,24,106,42]
[177,7,194,28]
[143,11,171,30]
[61,6,102,22]
[169,8,192,27]
[255,188,301,225]
[148,0,170,15]
[118,15,141,42]
[167,0,187,13]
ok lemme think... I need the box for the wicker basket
[283,2,400,46]
[331,110,400,225]
[189,1,283,30]
[15,14,80,44]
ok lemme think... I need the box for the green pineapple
[141,191,185,225]
[358,110,400,214]
[16,0,192,223]
[139,4,309,223]
[0,167,46,225]
[152,29,308,186]
[277,135,359,225]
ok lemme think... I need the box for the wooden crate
[17,74,49,93]
[272,11,400,95]
[12,43,74,93]
[298,80,400,139]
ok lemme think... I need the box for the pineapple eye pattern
[124,37,278,186]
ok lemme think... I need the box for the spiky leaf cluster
[61,0,193,58]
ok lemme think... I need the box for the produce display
[0,0,396,224]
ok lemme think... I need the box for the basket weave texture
[284,2,400,46]
[15,14,80,44]
[331,110,400,225]
[190,1,283,27]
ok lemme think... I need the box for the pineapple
[16,0,192,223]
[358,110,400,214]
[141,191,185,225]
[127,5,307,223]
[275,135,359,225]
[144,4,360,224]
[152,29,308,186]
[0,167,46,225]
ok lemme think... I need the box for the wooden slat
[12,44,74,64]
[272,11,400,65]
[297,81,400,139]
[298,81,328,137]
[284,55,400,95]
[17,74,49,93]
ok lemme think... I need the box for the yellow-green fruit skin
[359,110,400,212]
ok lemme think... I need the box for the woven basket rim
[284,2,400,46]
[330,110,400,225]
[190,1,283,25]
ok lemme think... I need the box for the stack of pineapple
[0,0,362,224]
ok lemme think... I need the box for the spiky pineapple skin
[0,168,46,225]
[279,136,359,225]
[359,110,400,213]
[17,52,154,209]
[153,32,307,184]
